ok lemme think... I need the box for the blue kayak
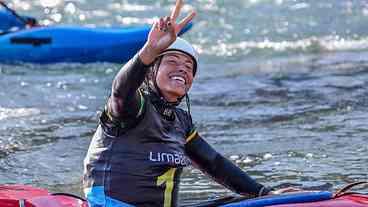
[0,14,192,64]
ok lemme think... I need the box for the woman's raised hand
[139,0,196,65]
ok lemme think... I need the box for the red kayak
[268,194,368,207]
[0,184,88,207]
[0,182,367,207]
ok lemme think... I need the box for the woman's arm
[108,52,152,119]
[185,134,273,197]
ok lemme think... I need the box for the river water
[1,0,368,204]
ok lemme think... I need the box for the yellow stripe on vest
[136,89,145,117]
[186,130,198,143]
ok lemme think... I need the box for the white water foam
[196,36,368,57]
[0,107,40,120]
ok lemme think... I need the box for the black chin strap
[185,94,191,116]
[146,86,176,121]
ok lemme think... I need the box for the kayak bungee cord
[0,1,32,27]
[0,0,40,28]
[334,181,368,198]
[51,192,87,201]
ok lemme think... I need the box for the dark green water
[1,0,368,203]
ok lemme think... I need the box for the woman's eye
[167,60,177,64]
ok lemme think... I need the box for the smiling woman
[82,0,291,207]
[156,53,194,102]
[153,39,197,103]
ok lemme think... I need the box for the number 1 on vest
[157,168,177,207]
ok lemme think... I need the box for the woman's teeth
[172,76,185,84]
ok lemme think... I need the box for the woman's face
[155,52,194,102]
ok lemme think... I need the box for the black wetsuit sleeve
[108,54,151,119]
[185,134,272,197]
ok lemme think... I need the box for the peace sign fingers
[170,0,183,22]
[170,0,196,35]
[139,0,196,65]
[176,10,196,34]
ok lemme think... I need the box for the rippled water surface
[1,0,368,204]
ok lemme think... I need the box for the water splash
[0,107,40,120]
